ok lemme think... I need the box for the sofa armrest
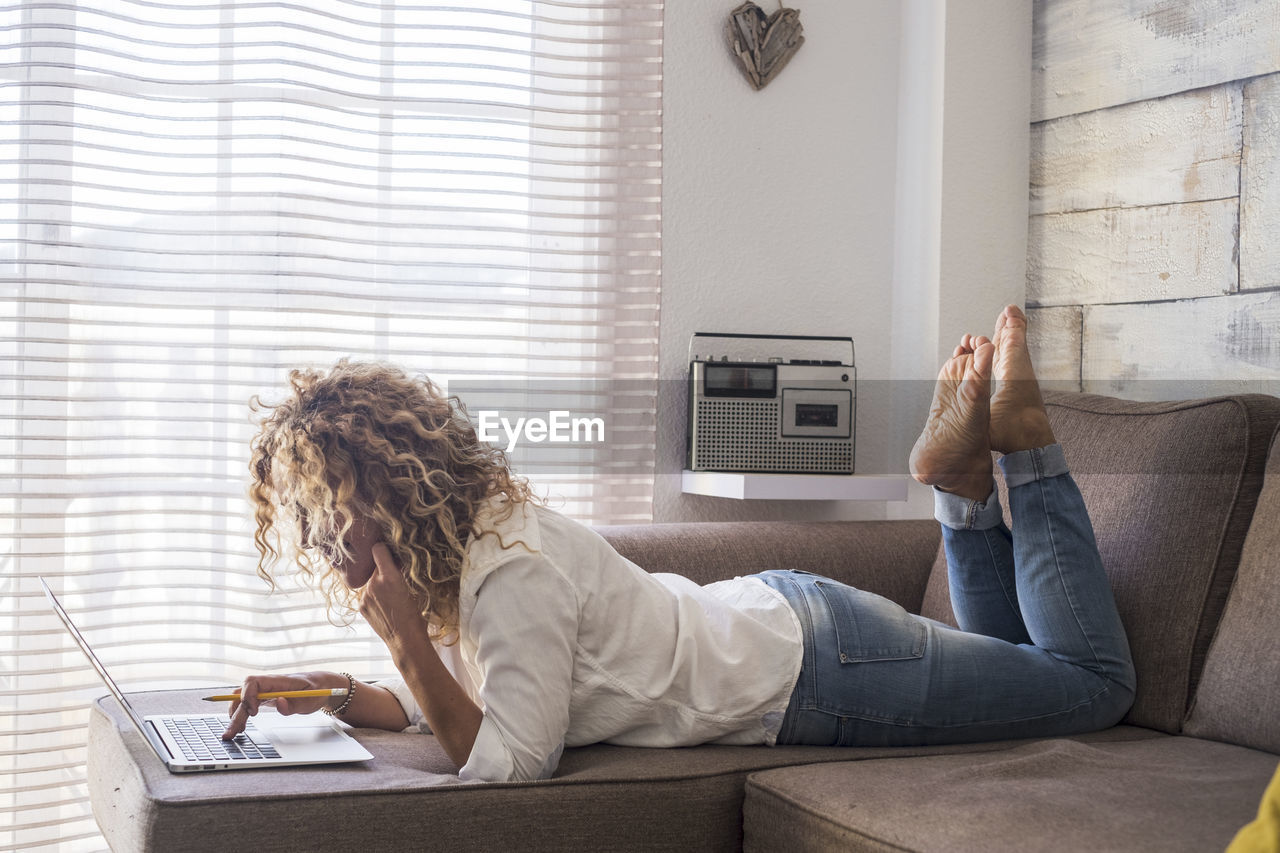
[596,519,941,614]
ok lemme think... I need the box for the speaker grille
[692,399,853,473]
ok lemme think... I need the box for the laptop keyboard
[164,716,282,762]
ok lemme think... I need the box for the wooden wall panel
[1028,198,1237,307]
[1031,84,1241,216]
[1082,293,1280,399]
[1033,0,1280,122]
[1241,73,1280,291]
[1027,305,1082,388]
[1031,4,1280,400]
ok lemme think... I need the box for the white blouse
[379,498,803,782]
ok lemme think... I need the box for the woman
[222,306,1136,783]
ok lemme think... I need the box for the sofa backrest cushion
[919,392,1280,734]
[1183,428,1280,753]
[598,519,940,613]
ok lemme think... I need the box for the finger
[371,542,397,575]
[373,543,415,594]
[365,543,402,607]
[241,678,261,717]
[222,677,262,739]
[222,702,249,740]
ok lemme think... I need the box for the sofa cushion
[743,736,1279,853]
[1183,428,1280,753]
[599,518,940,613]
[87,689,1161,853]
[918,392,1280,733]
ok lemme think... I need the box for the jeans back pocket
[815,580,927,663]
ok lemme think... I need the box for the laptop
[41,577,374,773]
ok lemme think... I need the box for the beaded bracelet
[322,672,356,717]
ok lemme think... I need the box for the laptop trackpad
[255,716,371,761]
[269,727,336,747]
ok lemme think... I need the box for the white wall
[889,0,1033,520]
[656,0,1031,523]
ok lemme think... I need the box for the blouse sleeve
[376,637,479,735]
[458,554,579,783]
[375,675,427,732]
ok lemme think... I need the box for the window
[1,2,661,848]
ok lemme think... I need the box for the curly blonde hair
[247,360,537,640]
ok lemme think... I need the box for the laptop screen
[39,577,157,740]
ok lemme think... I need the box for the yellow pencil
[201,688,348,702]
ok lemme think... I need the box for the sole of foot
[989,305,1056,455]
[909,335,995,502]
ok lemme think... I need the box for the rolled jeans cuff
[933,483,1002,531]
[932,444,1069,530]
[998,443,1069,489]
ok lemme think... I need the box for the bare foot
[909,335,995,502]
[989,305,1057,454]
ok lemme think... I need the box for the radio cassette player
[687,332,855,474]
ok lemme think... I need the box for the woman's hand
[358,543,432,661]
[219,546,430,743]
[220,671,347,739]
[358,542,482,771]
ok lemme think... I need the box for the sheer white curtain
[0,1,661,848]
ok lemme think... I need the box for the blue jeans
[758,444,1136,747]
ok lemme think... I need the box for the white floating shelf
[681,470,909,501]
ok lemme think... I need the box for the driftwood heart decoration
[724,2,805,91]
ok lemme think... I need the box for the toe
[960,342,994,403]
[972,339,995,379]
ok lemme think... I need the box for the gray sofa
[87,391,1280,852]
